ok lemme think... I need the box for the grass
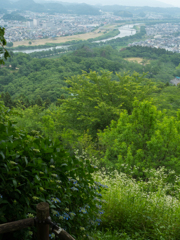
[92,167,180,240]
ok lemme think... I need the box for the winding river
[94,24,137,43]
[13,24,138,54]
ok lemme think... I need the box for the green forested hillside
[2,28,180,240]
[1,45,179,106]
[2,12,27,21]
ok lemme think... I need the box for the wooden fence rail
[0,202,75,240]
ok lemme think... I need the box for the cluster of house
[129,23,180,53]
[146,23,180,36]
[0,11,115,43]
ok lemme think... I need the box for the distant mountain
[114,10,133,17]
[13,0,46,12]
[0,0,12,8]
[3,0,99,15]
[43,2,67,13]
[1,0,178,16]
[0,8,8,14]
[100,5,180,15]
[43,2,100,15]
[43,0,173,8]
[69,3,100,15]
[3,12,27,21]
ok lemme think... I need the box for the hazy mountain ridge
[100,5,180,15]
[1,0,100,15]
[1,0,179,16]
[33,0,173,8]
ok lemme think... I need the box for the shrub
[98,100,180,176]
[0,100,104,239]
[95,167,180,240]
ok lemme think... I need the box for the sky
[159,0,180,7]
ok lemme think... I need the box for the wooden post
[36,202,49,240]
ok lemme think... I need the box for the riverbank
[11,30,105,47]
[11,24,139,54]
[10,25,121,48]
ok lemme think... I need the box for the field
[124,57,150,65]
[12,27,117,47]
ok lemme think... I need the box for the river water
[13,24,138,54]
[13,45,69,54]
[94,24,137,43]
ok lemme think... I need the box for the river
[13,24,138,54]
[94,24,137,43]
[13,45,69,54]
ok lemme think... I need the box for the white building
[33,19,39,27]
[26,21,34,28]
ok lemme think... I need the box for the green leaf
[0,151,5,160]
[13,179,17,188]
[25,197,29,206]
[0,200,9,204]
[24,157,28,165]
[61,164,68,167]
[35,175,40,181]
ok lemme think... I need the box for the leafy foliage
[0,28,10,65]
[2,23,180,240]
[0,100,104,239]
[58,71,156,139]
[98,100,180,175]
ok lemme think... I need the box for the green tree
[0,27,10,64]
[58,71,156,138]
[6,42,13,47]
[1,92,14,108]
[44,97,51,108]
[35,95,43,106]
[98,100,180,175]
[11,61,17,70]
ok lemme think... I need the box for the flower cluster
[96,204,102,209]
[27,213,35,218]
[51,197,61,203]
[94,197,101,202]
[71,187,78,191]
[95,218,102,226]
[70,212,76,217]
[79,207,88,214]
[94,181,108,189]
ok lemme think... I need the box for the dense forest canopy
[1,44,180,112]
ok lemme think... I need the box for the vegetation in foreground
[2,25,180,240]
